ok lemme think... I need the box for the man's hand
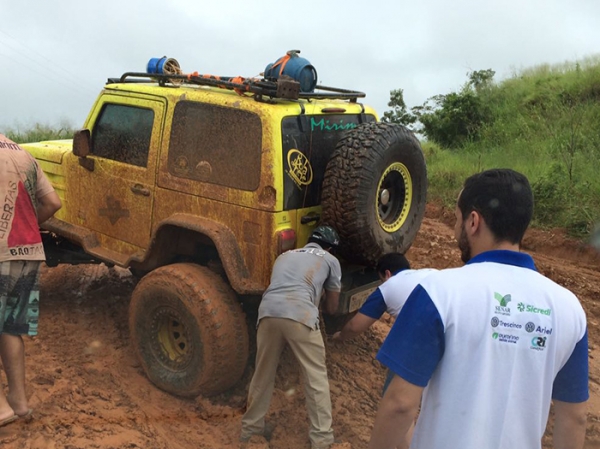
[335,313,377,342]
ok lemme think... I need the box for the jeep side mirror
[73,129,91,157]
[73,129,94,171]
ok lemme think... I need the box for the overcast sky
[1,0,600,133]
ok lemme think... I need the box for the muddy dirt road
[0,204,599,449]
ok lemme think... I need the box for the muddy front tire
[129,263,249,397]
[321,122,427,265]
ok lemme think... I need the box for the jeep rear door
[73,94,165,250]
[281,113,375,245]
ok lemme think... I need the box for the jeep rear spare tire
[321,122,427,265]
[129,263,249,397]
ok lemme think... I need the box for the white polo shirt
[377,250,588,449]
[359,269,438,319]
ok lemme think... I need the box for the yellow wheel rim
[375,162,412,232]
[153,307,191,366]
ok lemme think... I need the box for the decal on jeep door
[99,195,130,225]
[286,149,313,188]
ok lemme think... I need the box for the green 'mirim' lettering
[310,117,358,132]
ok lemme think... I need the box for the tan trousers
[241,317,334,449]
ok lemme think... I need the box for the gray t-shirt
[258,242,342,330]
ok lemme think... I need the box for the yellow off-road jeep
[22,52,427,398]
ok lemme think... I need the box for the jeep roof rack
[107,72,366,103]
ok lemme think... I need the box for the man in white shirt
[369,169,588,449]
[332,253,436,346]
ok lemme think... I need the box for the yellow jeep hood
[20,139,72,164]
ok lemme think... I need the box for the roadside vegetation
[1,122,75,144]
[383,56,600,238]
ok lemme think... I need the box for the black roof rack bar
[111,72,366,101]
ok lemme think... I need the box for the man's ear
[467,210,483,235]
[384,270,393,281]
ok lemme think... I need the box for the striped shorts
[0,260,41,336]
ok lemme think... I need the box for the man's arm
[368,374,423,449]
[333,288,387,341]
[553,400,587,449]
[323,289,339,315]
[37,191,62,224]
[332,313,377,341]
[551,328,588,449]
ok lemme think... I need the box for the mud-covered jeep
[22,52,427,398]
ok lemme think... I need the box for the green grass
[421,56,600,238]
[1,122,75,144]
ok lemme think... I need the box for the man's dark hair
[458,168,533,244]
[376,253,411,276]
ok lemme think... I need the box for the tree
[468,69,495,91]
[414,90,490,148]
[408,69,496,149]
[381,89,417,128]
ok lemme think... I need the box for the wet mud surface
[1,203,599,448]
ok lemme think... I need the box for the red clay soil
[1,203,599,449]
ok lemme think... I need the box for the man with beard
[368,169,588,449]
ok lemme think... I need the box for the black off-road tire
[321,122,427,265]
[129,263,249,397]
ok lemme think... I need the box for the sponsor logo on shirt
[493,292,511,316]
[492,332,519,344]
[490,317,522,329]
[517,302,552,316]
[530,336,548,351]
[525,322,535,333]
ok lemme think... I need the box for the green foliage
[381,89,417,128]
[530,163,567,226]
[404,56,600,238]
[2,122,75,143]
[415,90,492,148]
[531,163,599,237]
[409,69,496,149]
[468,69,496,91]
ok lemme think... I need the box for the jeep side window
[91,103,154,167]
[168,101,262,191]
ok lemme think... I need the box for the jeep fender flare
[138,214,263,294]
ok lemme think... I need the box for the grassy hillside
[422,56,600,238]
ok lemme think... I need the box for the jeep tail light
[277,229,296,254]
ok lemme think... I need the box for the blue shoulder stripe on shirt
[552,329,589,403]
[376,285,445,387]
[467,250,537,271]
[358,288,387,319]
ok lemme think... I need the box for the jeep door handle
[130,184,151,196]
[301,213,320,224]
